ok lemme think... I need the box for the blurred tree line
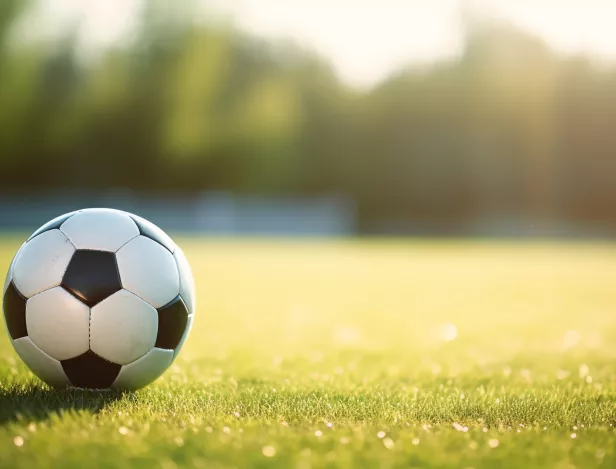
[2,1,616,232]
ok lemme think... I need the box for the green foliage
[2,3,616,229]
[2,239,616,468]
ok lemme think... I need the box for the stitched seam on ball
[173,250,184,309]
[59,227,78,250]
[120,287,157,309]
[114,232,140,254]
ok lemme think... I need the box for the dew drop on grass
[453,423,468,432]
[383,438,394,449]
[335,326,360,345]
[556,370,569,380]
[119,427,129,436]
[563,330,581,348]
[262,446,276,457]
[488,439,499,448]
[440,323,458,342]
[13,436,24,447]
[571,433,577,439]
[315,430,323,437]
[377,431,386,439]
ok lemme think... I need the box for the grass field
[1,238,616,469]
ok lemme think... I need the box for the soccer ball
[2,208,195,390]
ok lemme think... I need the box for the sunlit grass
[1,238,616,468]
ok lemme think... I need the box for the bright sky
[32,0,616,89]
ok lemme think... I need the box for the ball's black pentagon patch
[129,215,176,253]
[61,351,122,389]
[156,295,189,349]
[3,282,28,340]
[28,211,79,241]
[62,250,121,307]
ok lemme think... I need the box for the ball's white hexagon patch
[26,287,90,361]
[174,248,196,315]
[90,290,158,365]
[12,337,71,388]
[116,236,180,308]
[60,208,139,252]
[12,230,76,298]
[173,314,194,359]
[27,210,81,242]
[127,212,177,253]
[111,348,174,389]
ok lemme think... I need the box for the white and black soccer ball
[2,208,195,390]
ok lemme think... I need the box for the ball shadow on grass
[0,383,131,425]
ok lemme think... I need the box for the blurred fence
[0,192,356,236]
[2,191,609,238]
